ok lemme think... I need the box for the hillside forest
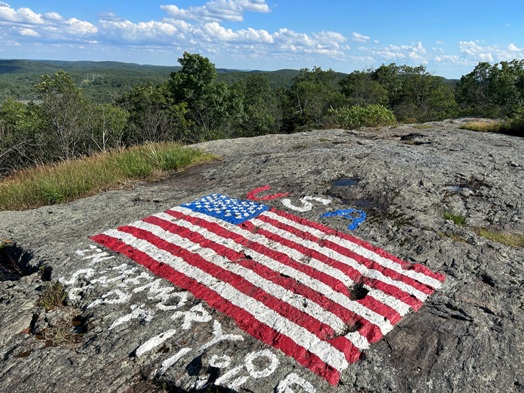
[1,53,524,177]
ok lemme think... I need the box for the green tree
[90,103,129,151]
[0,98,46,175]
[371,63,457,122]
[285,67,347,131]
[118,83,176,144]
[36,71,92,159]
[456,60,524,117]
[168,52,243,141]
[234,74,282,137]
[339,70,388,106]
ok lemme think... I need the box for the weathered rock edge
[0,119,523,393]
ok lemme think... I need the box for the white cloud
[44,12,62,21]
[202,22,273,43]
[434,54,464,65]
[458,41,524,63]
[352,32,370,43]
[0,3,97,43]
[361,41,428,63]
[19,28,40,37]
[161,0,270,23]
[459,41,494,62]
[64,18,98,35]
[0,5,43,24]
[99,19,181,43]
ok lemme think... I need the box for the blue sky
[1,1,523,78]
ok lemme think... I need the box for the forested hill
[0,59,176,102]
[0,59,303,102]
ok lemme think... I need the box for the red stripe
[240,220,403,327]
[117,223,363,364]
[269,208,446,284]
[90,233,342,385]
[257,213,434,297]
[164,209,387,342]
[145,214,364,358]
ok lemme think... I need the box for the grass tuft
[38,282,67,311]
[0,142,215,211]
[475,228,524,248]
[443,211,466,226]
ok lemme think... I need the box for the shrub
[499,106,524,137]
[330,104,396,129]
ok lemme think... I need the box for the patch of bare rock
[0,119,523,392]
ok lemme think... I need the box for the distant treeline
[1,53,524,177]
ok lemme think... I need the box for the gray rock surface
[1,119,523,392]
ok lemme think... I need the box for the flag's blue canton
[182,194,269,225]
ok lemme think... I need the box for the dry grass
[0,142,215,211]
[475,228,524,248]
[38,282,67,311]
[460,120,501,133]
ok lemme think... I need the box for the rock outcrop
[1,119,523,392]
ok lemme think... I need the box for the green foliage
[36,71,92,159]
[443,211,466,226]
[285,67,347,131]
[499,106,524,137]
[3,54,524,186]
[340,70,388,106]
[330,104,396,129]
[233,74,283,137]
[168,52,243,141]
[0,98,47,175]
[369,64,458,122]
[0,59,175,103]
[38,282,67,311]
[91,103,129,150]
[118,83,185,143]
[456,60,524,117]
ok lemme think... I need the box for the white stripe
[167,209,396,334]
[345,331,370,350]
[250,217,429,301]
[130,219,350,336]
[104,229,350,373]
[264,211,442,289]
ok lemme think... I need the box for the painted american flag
[91,194,445,385]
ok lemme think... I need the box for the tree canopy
[1,54,524,177]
